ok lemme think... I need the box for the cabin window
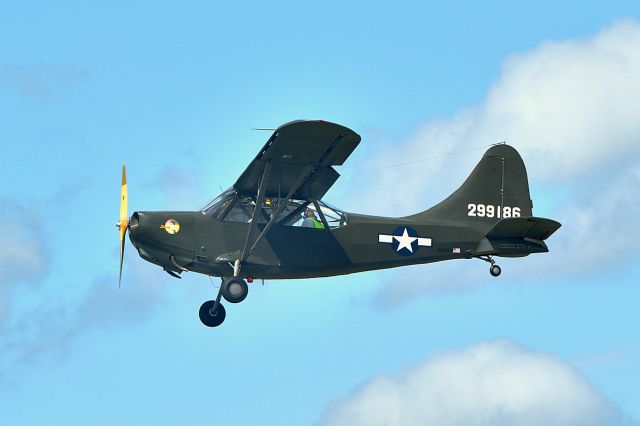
[273,198,346,229]
[317,201,346,229]
[203,190,346,228]
[226,197,265,223]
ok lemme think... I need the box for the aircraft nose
[129,212,140,229]
[128,212,141,245]
[126,211,195,268]
[127,211,161,265]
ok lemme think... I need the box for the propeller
[117,165,128,288]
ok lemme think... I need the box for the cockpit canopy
[201,188,346,229]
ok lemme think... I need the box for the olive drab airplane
[116,120,561,327]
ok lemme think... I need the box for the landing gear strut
[477,255,502,277]
[199,276,249,327]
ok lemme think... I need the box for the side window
[316,201,346,229]
[271,199,346,229]
[276,199,308,226]
[225,197,256,223]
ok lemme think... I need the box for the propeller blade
[118,165,128,288]
[119,226,127,288]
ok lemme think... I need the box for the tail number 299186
[468,204,520,218]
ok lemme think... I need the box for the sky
[1,1,639,425]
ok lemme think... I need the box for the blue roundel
[391,226,419,256]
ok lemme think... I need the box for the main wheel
[490,264,502,277]
[221,277,248,303]
[199,300,226,327]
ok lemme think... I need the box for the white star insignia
[378,227,432,254]
[394,228,417,252]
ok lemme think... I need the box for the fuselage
[128,209,547,280]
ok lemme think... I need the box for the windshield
[201,188,235,218]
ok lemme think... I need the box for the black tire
[221,277,248,304]
[490,264,502,277]
[199,300,226,327]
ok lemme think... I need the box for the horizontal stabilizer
[486,217,561,241]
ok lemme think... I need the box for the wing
[233,120,361,200]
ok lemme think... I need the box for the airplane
[117,120,561,327]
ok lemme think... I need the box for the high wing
[233,120,361,200]
[228,120,360,267]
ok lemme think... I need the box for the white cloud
[351,19,640,215]
[0,201,49,323]
[0,258,170,384]
[0,163,204,381]
[540,165,640,271]
[141,162,206,211]
[156,165,203,210]
[343,19,640,306]
[0,201,48,288]
[373,164,640,309]
[0,63,88,99]
[477,19,640,180]
[322,340,633,426]
[0,196,169,382]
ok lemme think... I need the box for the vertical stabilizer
[415,144,533,227]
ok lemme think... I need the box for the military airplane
[117,120,560,327]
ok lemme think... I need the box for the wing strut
[238,161,273,268]
[235,134,348,274]
[247,164,314,255]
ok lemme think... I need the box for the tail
[415,144,533,230]
[414,144,561,257]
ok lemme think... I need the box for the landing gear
[199,276,250,327]
[199,300,226,327]
[477,255,502,277]
[490,264,502,277]
[221,277,248,304]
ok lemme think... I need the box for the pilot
[301,207,325,229]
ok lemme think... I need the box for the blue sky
[2,1,640,425]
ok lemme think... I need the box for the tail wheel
[221,277,248,304]
[490,264,502,277]
[199,300,226,327]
